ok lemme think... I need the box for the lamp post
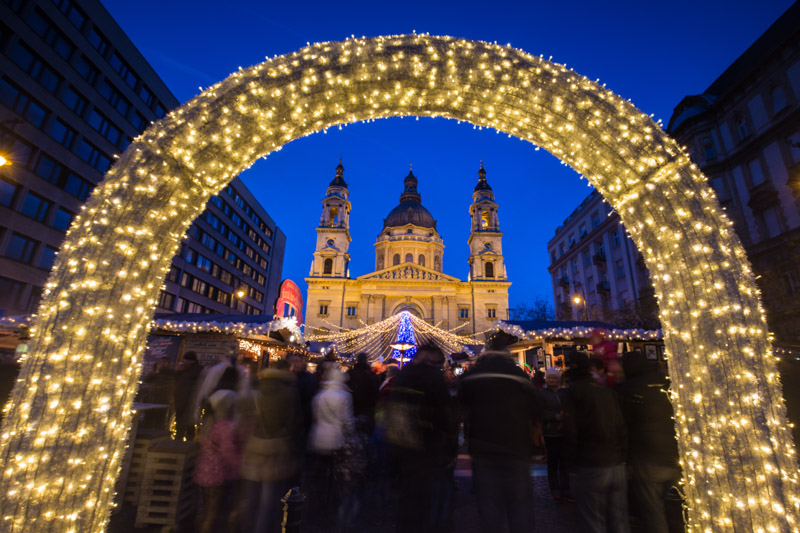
[572,294,587,321]
[388,341,415,367]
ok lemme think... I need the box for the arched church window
[329,207,339,226]
[434,255,441,271]
[377,254,384,270]
[393,254,400,266]
[418,254,425,267]
[485,261,495,278]
[405,253,413,263]
[481,211,491,228]
[323,258,333,275]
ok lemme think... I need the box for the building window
[459,307,469,319]
[75,139,111,172]
[702,136,716,160]
[748,159,765,187]
[74,54,98,84]
[86,26,109,56]
[4,233,38,264]
[61,85,87,116]
[591,212,600,229]
[583,250,591,266]
[571,260,578,274]
[615,259,625,279]
[47,119,76,148]
[418,254,425,267]
[485,261,494,278]
[710,177,730,202]
[0,177,19,207]
[0,78,49,128]
[319,304,329,316]
[735,117,749,141]
[761,208,781,239]
[551,251,557,264]
[392,254,400,266]
[38,245,57,270]
[611,230,620,248]
[158,290,175,310]
[323,258,333,275]
[346,306,357,316]
[20,192,51,222]
[771,86,787,114]
[487,307,497,319]
[405,253,413,263]
[0,276,26,310]
[434,255,441,271]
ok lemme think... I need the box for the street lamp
[388,341,415,367]
[572,294,587,321]
[0,154,8,167]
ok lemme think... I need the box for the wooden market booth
[497,319,664,372]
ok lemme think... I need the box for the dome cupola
[383,166,437,229]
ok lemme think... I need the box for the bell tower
[310,159,351,278]
[468,162,507,281]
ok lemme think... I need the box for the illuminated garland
[496,320,662,342]
[0,34,795,532]
[151,315,303,343]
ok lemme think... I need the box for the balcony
[596,281,610,292]
[558,276,570,287]
[592,252,606,264]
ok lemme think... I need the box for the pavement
[109,455,581,532]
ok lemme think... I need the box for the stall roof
[497,320,662,342]
[151,313,303,342]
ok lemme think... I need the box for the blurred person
[192,355,251,431]
[195,389,241,533]
[348,352,380,431]
[540,367,572,502]
[387,344,457,533]
[459,331,541,533]
[288,353,317,443]
[590,329,621,386]
[240,358,301,533]
[589,358,608,386]
[307,364,356,528]
[616,351,682,533]
[173,351,203,441]
[563,351,629,533]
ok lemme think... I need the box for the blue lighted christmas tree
[391,311,417,361]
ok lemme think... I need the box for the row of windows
[179,271,232,306]
[191,220,268,284]
[320,304,495,320]
[35,152,94,200]
[1,229,57,270]
[0,274,42,313]
[210,193,272,253]
[183,245,265,299]
[552,228,620,265]
[223,185,273,238]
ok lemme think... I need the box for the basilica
[304,161,511,337]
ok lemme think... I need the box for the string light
[0,33,795,531]
[497,321,662,342]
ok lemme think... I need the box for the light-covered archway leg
[0,35,796,532]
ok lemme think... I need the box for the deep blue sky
[103,0,794,310]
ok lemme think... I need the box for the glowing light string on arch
[0,33,795,532]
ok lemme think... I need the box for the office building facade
[0,0,285,317]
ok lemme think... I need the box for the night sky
[103,0,793,311]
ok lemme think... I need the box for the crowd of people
[135,327,683,533]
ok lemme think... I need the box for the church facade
[305,161,511,337]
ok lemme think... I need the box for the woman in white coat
[307,364,355,526]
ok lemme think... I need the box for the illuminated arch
[0,34,797,531]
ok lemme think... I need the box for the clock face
[484,242,493,250]
[327,238,335,247]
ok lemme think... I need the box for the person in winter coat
[307,364,356,527]
[240,359,301,533]
[459,331,541,533]
[615,351,682,533]
[590,328,621,386]
[347,352,380,431]
[173,351,203,441]
[194,389,241,533]
[563,350,629,533]
[387,344,458,533]
[539,367,572,501]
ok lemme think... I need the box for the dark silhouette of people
[173,351,202,441]
[563,350,629,532]
[615,351,683,533]
[539,367,572,502]
[387,344,457,533]
[347,352,380,431]
[459,331,541,532]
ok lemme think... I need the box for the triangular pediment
[358,263,461,282]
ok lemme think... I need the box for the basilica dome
[383,169,437,229]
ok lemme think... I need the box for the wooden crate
[135,441,198,529]
[122,429,171,505]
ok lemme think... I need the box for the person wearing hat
[459,330,541,532]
